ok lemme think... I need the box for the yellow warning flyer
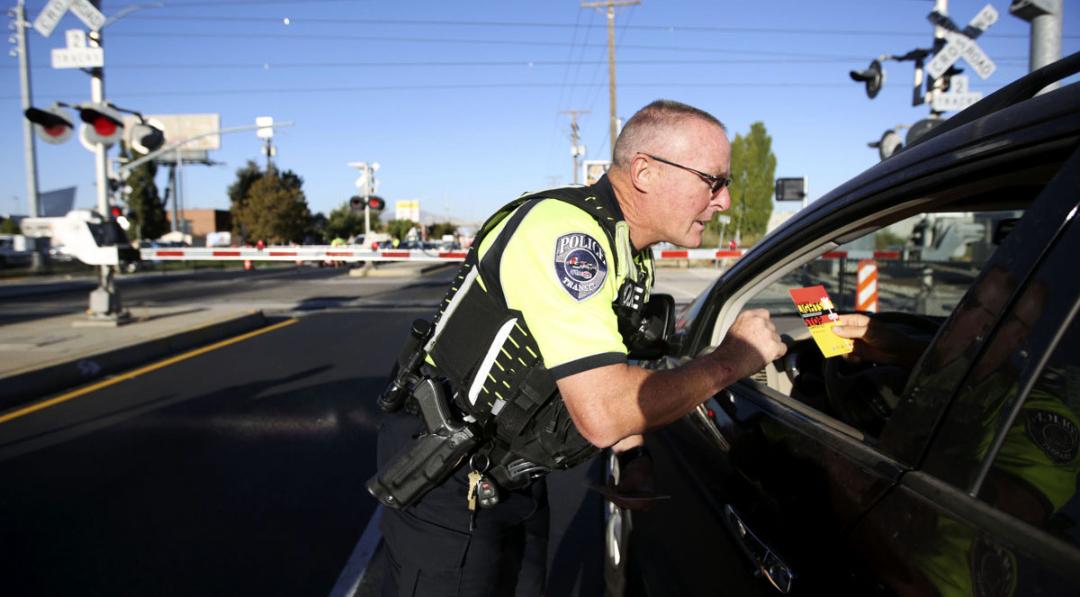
[788,285,854,358]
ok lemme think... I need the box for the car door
[850,152,1080,596]
[641,137,1080,594]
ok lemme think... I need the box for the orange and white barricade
[856,259,878,313]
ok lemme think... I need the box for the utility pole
[581,0,639,157]
[1010,0,1063,91]
[14,0,46,270]
[561,109,590,184]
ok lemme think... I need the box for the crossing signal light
[368,196,386,211]
[109,205,132,231]
[349,195,364,211]
[78,103,124,146]
[850,59,884,99]
[24,104,74,144]
[129,121,165,154]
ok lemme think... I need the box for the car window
[744,210,1018,321]
[975,308,1080,548]
[736,209,1021,432]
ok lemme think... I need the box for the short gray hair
[612,100,726,167]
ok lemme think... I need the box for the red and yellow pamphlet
[789,285,854,358]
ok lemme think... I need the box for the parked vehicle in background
[0,234,33,268]
[610,55,1080,596]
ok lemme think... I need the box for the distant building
[166,209,231,240]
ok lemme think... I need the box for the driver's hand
[832,314,921,367]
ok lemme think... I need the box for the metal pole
[363,163,371,237]
[86,2,126,322]
[177,151,185,235]
[1011,0,1063,92]
[16,0,38,218]
[928,0,949,112]
[16,0,46,270]
[605,4,617,154]
[170,156,178,232]
[1030,0,1062,73]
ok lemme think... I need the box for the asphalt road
[0,307,411,595]
[0,265,725,596]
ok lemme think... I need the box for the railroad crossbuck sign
[33,0,106,38]
[927,4,998,81]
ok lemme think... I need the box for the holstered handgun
[367,378,478,509]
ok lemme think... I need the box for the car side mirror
[627,293,678,360]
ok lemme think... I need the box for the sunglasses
[642,153,732,193]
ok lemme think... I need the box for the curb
[0,310,268,412]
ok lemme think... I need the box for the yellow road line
[0,318,299,425]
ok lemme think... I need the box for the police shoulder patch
[554,232,608,301]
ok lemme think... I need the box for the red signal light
[44,124,68,138]
[93,116,118,137]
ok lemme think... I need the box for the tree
[0,218,19,234]
[227,160,263,239]
[427,221,457,239]
[324,203,366,242]
[385,219,417,242]
[726,121,777,244]
[124,150,168,242]
[234,169,313,244]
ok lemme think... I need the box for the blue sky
[3,0,1078,225]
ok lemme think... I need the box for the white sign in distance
[33,0,73,37]
[717,215,731,225]
[256,116,274,139]
[52,46,104,68]
[68,0,106,31]
[932,92,982,112]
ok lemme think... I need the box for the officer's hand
[612,454,657,512]
[715,309,787,380]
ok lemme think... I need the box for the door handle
[724,505,795,594]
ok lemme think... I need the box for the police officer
[374,99,787,596]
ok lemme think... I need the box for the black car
[608,54,1080,596]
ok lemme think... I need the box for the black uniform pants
[377,410,549,597]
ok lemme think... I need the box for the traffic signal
[24,104,74,144]
[78,102,124,146]
[368,196,386,211]
[109,204,132,231]
[129,121,165,153]
[868,129,904,161]
[850,59,884,99]
[349,195,364,211]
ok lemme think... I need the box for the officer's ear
[628,152,655,193]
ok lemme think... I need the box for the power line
[109,14,1072,40]
[0,81,907,102]
[104,31,875,61]
[2,57,913,71]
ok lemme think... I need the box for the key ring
[469,453,490,474]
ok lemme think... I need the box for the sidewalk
[0,305,267,411]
